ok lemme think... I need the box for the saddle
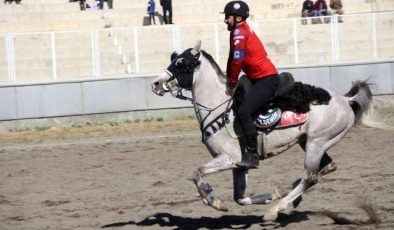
[233,72,330,131]
[253,107,308,130]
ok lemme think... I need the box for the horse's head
[151,41,202,96]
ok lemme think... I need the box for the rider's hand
[226,85,234,96]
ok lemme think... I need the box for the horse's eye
[175,58,184,67]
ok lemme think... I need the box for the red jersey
[226,21,278,88]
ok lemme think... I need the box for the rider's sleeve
[226,29,246,88]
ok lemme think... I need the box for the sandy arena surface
[0,98,394,230]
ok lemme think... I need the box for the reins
[170,89,234,143]
[166,50,239,143]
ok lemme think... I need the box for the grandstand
[1,0,393,31]
[0,0,393,83]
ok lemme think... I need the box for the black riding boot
[237,133,260,169]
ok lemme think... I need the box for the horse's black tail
[345,81,373,125]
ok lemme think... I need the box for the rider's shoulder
[234,23,249,35]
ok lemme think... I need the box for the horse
[151,41,373,221]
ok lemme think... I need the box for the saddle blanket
[279,111,308,128]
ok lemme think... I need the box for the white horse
[151,41,373,221]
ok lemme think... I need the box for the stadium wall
[0,60,393,130]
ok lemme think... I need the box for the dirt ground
[1,99,394,230]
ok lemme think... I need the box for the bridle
[165,49,201,90]
[162,50,233,143]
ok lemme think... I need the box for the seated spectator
[314,0,331,23]
[99,0,113,9]
[330,0,344,22]
[4,0,21,4]
[69,0,90,10]
[301,0,316,25]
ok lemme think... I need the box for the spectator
[329,0,344,22]
[94,0,101,10]
[314,0,331,23]
[99,0,113,9]
[301,0,316,25]
[147,0,156,25]
[160,0,173,24]
[4,0,21,3]
[68,0,90,10]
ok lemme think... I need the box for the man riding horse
[223,1,279,169]
[151,0,374,220]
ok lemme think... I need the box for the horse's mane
[201,50,227,84]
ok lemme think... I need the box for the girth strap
[201,109,231,143]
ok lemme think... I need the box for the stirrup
[236,153,259,169]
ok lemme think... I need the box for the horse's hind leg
[299,135,337,176]
[192,153,234,211]
[263,128,349,221]
[291,138,338,208]
[289,152,337,208]
[319,153,337,176]
[263,145,325,220]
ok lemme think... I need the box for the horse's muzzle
[151,81,165,96]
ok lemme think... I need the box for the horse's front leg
[192,153,234,212]
[233,168,287,205]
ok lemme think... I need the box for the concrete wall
[0,60,393,122]
[282,60,394,95]
[0,77,191,121]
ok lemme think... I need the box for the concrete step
[14,68,54,82]
[0,67,8,82]
[377,47,394,58]
[0,20,104,32]
[15,0,70,4]
[0,3,78,13]
[340,48,376,61]
[12,52,123,66]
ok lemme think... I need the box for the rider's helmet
[222,1,250,19]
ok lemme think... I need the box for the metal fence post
[292,18,299,65]
[90,30,100,76]
[50,32,57,80]
[371,13,378,58]
[173,25,181,53]
[330,15,340,62]
[251,20,260,36]
[95,30,101,76]
[214,23,220,63]
[5,33,16,81]
[90,30,96,76]
[133,28,140,74]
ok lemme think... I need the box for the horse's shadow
[101,211,313,229]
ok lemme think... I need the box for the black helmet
[222,1,249,19]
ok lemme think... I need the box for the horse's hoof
[212,198,228,212]
[263,206,279,222]
[273,187,287,200]
[262,212,278,222]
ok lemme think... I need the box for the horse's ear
[191,40,201,55]
[170,52,178,62]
